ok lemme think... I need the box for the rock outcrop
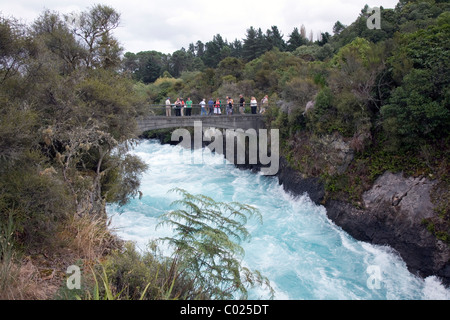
[311,134,355,175]
[277,157,325,204]
[276,159,450,286]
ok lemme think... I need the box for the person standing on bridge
[181,98,185,116]
[175,98,182,116]
[250,96,258,114]
[165,97,171,117]
[239,94,245,114]
[260,95,269,114]
[214,98,222,115]
[226,96,233,116]
[186,97,193,116]
[200,98,207,116]
[208,98,214,115]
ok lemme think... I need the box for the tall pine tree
[243,26,258,61]
[287,27,307,51]
[266,26,286,51]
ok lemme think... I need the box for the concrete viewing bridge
[137,114,266,133]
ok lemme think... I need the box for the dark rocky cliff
[276,157,450,287]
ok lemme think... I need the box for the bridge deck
[137,114,266,132]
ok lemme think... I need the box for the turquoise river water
[107,140,450,300]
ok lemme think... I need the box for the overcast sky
[0,0,399,54]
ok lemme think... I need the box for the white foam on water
[108,140,450,300]
[423,276,450,300]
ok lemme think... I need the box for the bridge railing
[144,104,269,117]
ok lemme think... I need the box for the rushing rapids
[108,140,450,300]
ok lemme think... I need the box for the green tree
[242,27,267,62]
[294,44,321,61]
[382,13,450,149]
[158,189,273,300]
[266,26,286,52]
[396,0,448,33]
[287,27,307,51]
[228,38,242,58]
[66,4,122,69]
[333,21,346,35]
[202,34,230,68]
[317,32,331,46]
[216,57,245,84]
[32,10,86,74]
[122,51,167,83]
[381,69,449,149]
[310,87,334,121]
[195,40,205,57]
[169,49,191,77]
[242,26,258,61]
[0,17,39,161]
[140,51,164,83]
[0,6,148,256]
[0,17,35,87]
[330,38,388,110]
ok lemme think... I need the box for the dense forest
[127,1,449,209]
[0,0,449,299]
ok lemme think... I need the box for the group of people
[165,97,193,117]
[165,95,269,117]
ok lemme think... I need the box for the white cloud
[0,0,399,54]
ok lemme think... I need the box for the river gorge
[107,140,450,299]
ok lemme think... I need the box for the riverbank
[277,157,450,287]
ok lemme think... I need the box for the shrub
[0,152,73,249]
[103,242,198,300]
[381,69,450,150]
[282,77,318,106]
